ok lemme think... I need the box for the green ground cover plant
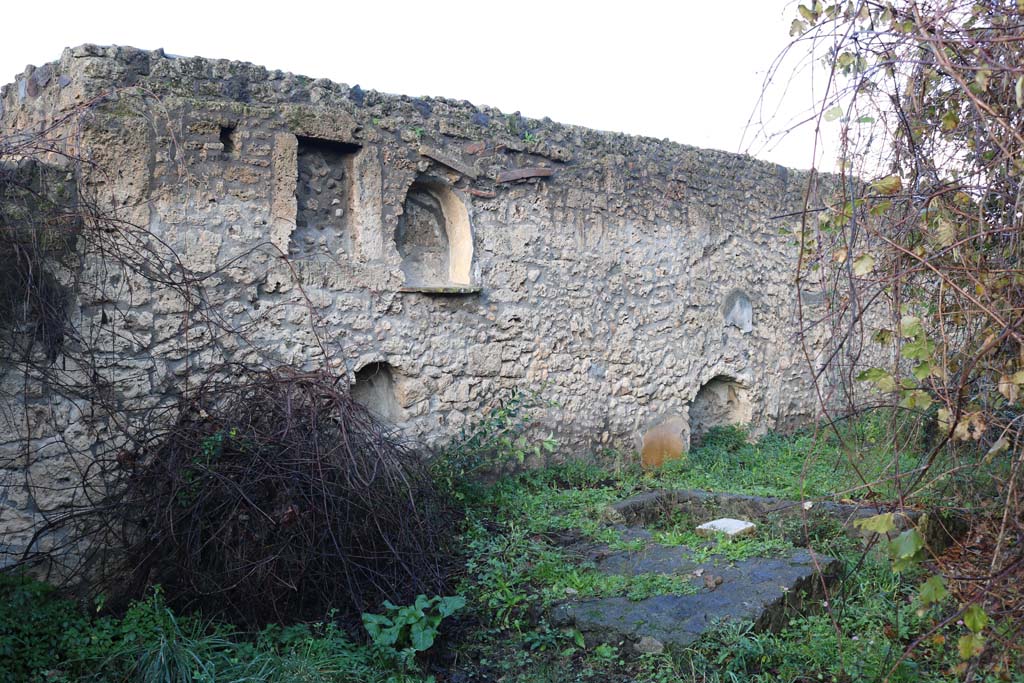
[4,417,1018,682]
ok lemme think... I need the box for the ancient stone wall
[0,45,830,567]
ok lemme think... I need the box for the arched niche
[722,289,753,333]
[395,179,473,288]
[689,375,753,446]
[351,362,402,424]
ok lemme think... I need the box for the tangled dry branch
[1,94,456,626]
[118,367,454,627]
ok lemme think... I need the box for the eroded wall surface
[0,46,829,565]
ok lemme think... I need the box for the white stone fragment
[695,518,756,538]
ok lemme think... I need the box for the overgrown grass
[0,576,410,683]
[443,421,1017,682]
[5,418,1018,682]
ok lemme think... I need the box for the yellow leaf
[854,512,897,534]
[976,68,991,91]
[984,437,1010,463]
[871,174,903,195]
[982,333,999,354]
[933,218,956,247]
[853,253,875,276]
[833,247,849,263]
[953,417,972,442]
[1017,75,1024,108]
[968,413,987,440]
[999,375,1020,402]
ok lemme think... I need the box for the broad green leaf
[824,106,844,122]
[919,575,949,605]
[856,368,897,392]
[871,174,902,195]
[410,620,435,651]
[572,629,586,648]
[437,595,466,617]
[888,528,925,571]
[958,632,985,659]
[899,389,933,410]
[873,328,894,345]
[853,253,875,275]
[912,362,932,380]
[869,199,893,216]
[901,337,936,361]
[964,604,989,632]
[900,316,924,338]
[854,512,896,534]
[798,3,818,22]
[941,109,959,131]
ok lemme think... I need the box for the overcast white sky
[1,1,835,170]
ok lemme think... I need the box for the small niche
[689,375,753,446]
[722,289,753,333]
[294,137,361,258]
[219,125,237,153]
[396,179,474,289]
[351,362,402,423]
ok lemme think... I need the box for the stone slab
[696,518,756,538]
[550,547,837,650]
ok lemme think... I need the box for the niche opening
[294,137,361,258]
[689,376,752,447]
[219,125,237,153]
[351,362,402,423]
[396,179,474,290]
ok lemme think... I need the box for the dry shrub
[119,367,455,627]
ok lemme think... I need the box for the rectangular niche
[293,137,361,258]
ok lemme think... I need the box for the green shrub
[0,572,96,682]
[698,424,749,454]
[432,388,558,500]
[362,594,464,671]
